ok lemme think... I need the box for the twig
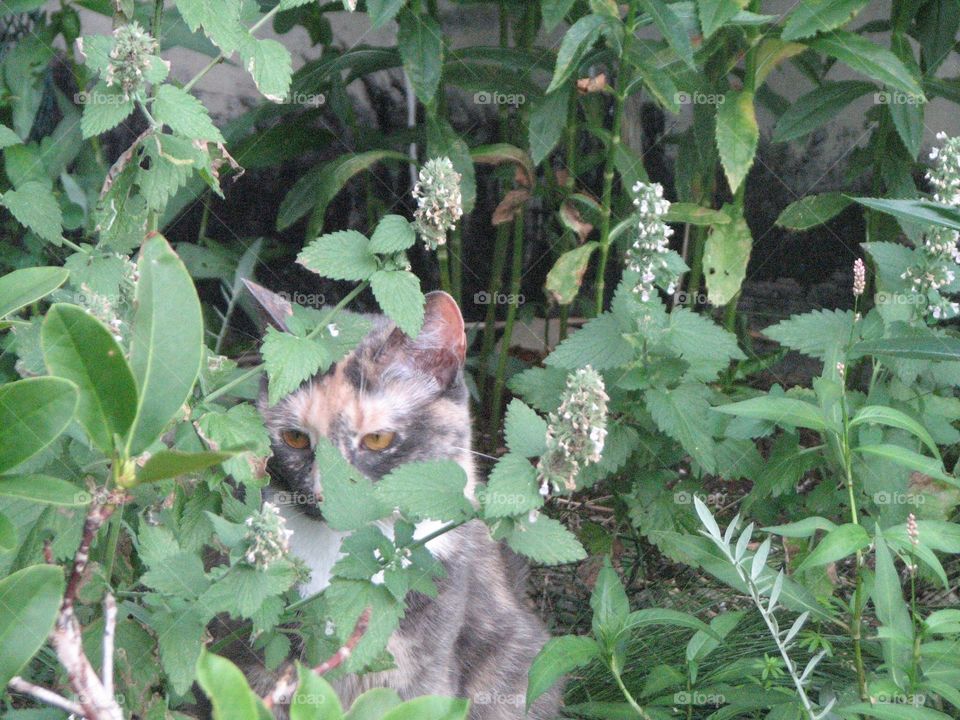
[262,608,372,710]
[8,677,86,717]
[102,593,117,697]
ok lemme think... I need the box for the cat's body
[248,284,561,719]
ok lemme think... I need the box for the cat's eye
[282,429,311,450]
[361,431,396,451]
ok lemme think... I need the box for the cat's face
[250,286,474,516]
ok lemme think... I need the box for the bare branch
[9,677,85,716]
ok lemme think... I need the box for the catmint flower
[852,258,866,297]
[907,513,919,547]
[412,157,463,250]
[106,22,158,98]
[899,133,960,321]
[536,366,609,496]
[625,181,676,301]
[243,502,293,569]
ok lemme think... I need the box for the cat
[244,281,562,720]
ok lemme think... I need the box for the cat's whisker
[451,445,499,461]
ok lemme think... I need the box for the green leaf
[0,474,87,505]
[504,399,548,457]
[376,460,472,523]
[176,0,245,54]
[763,517,837,538]
[367,0,405,29]
[703,211,751,306]
[154,84,224,142]
[0,564,65,689]
[714,396,833,433]
[664,203,731,226]
[541,0,577,32]
[507,515,586,565]
[546,313,633,370]
[344,689,403,720]
[666,308,745,381]
[763,308,855,361]
[371,270,424,337]
[872,531,913,687]
[201,564,297,619]
[715,90,758,194]
[591,558,629,643]
[837,703,954,720]
[397,9,442,105]
[854,444,956,486]
[481,454,542,519]
[427,118,476,215]
[852,197,960,233]
[261,328,331,406]
[0,512,13,551]
[772,81,874,143]
[138,449,236,483]
[698,0,744,39]
[795,523,871,571]
[126,235,204,455]
[369,215,416,254]
[0,266,69,319]
[851,335,960,362]
[1,181,64,244]
[526,635,599,709]
[807,32,924,99]
[775,193,852,230]
[645,383,717,473]
[850,405,941,461]
[316,440,391,530]
[547,14,608,93]
[381,696,469,720]
[0,377,78,474]
[298,230,379,281]
[240,36,292,103]
[639,0,695,69]
[141,550,209,597]
[545,242,598,305]
[292,661,344,720]
[79,83,135,138]
[782,0,870,41]
[0,124,22,149]
[529,87,570,166]
[619,608,713,637]
[196,650,267,720]
[42,303,138,453]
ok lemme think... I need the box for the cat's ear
[243,279,293,333]
[385,291,466,387]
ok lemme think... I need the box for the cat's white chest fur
[269,489,457,597]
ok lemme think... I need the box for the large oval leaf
[807,31,924,99]
[0,377,78,474]
[716,90,758,194]
[42,303,138,453]
[0,266,68,320]
[796,523,871,572]
[0,474,88,505]
[126,235,203,455]
[0,564,65,689]
[196,650,267,720]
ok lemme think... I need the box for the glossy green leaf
[42,303,138,453]
[291,661,344,720]
[715,90,758,193]
[0,564,65,688]
[852,196,960,233]
[381,696,469,720]
[344,689,403,720]
[138,449,236,483]
[775,193,851,230]
[796,523,871,571]
[807,31,924,99]
[698,0,744,39]
[0,474,88,505]
[0,266,68,320]
[126,235,204,455]
[0,377,78,474]
[638,0,695,69]
[782,0,869,41]
[196,650,268,720]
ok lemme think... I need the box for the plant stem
[478,222,510,402]
[611,665,653,720]
[437,244,452,293]
[103,511,122,584]
[449,224,463,304]
[490,211,525,435]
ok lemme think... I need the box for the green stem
[103,509,122,584]
[611,665,653,720]
[490,212,525,435]
[449,225,463,304]
[437,244,452,293]
[478,222,510,402]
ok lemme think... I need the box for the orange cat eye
[281,429,311,450]
[361,431,396,451]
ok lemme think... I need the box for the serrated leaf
[639,0,695,69]
[507,515,586,565]
[79,83,134,139]
[716,90,758,194]
[666,308,745,381]
[240,36,292,103]
[529,87,570,166]
[201,563,297,619]
[376,460,472,523]
[773,81,874,143]
[504,399,548,457]
[763,309,855,361]
[698,0,744,39]
[297,230,379,281]
[367,0,406,28]
[1,180,63,244]
[397,9,442,105]
[481,453,542,519]
[547,15,608,93]
[315,440,391,530]
[154,84,224,142]
[546,313,633,369]
[176,0,245,54]
[775,193,852,230]
[645,383,717,473]
[369,214,416,254]
[371,270,424,337]
[141,550,209,596]
[261,327,331,405]
[782,0,869,41]
[807,31,924,99]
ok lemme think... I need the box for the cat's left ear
[387,291,466,387]
[243,279,293,333]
